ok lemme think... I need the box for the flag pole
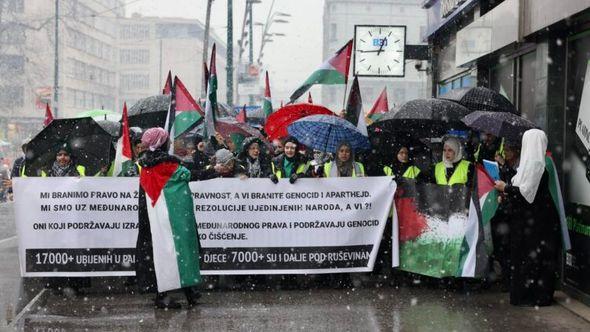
[341,78,350,114]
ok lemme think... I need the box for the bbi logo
[372,38,387,47]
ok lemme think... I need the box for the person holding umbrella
[493,129,561,306]
[321,141,365,178]
[42,143,86,177]
[382,145,421,180]
[270,137,311,184]
[427,137,473,187]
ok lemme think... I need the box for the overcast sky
[127,0,325,102]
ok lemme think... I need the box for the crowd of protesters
[2,122,564,309]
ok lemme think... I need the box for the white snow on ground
[419,213,468,241]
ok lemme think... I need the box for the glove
[289,173,299,184]
[270,174,279,184]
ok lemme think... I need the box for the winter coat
[270,153,311,179]
[237,137,272,178]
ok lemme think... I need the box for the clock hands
[377,37,387,56]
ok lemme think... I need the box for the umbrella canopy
[216,118,272,151]
[25,117,115,176]
[128,95,170,129]
[461,111,537,143]
[76,109,120,122]
[96,120,121,138]
[439,87,519,115]
[287,115,371,153]
[264,103,335,141]
[373,98,471,137]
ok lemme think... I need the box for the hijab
[511,129,547,204]
[141,127,168,152]
[335,141,354,177]
[442,137,463,168]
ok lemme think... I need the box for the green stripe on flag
[302,69,346,86]
[163,167,201,287]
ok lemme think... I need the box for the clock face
[353,25,406,77]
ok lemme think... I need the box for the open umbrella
[287,115,371,153]
[461,111,537,143]
[128,95,170,129]
[216,118,272,151]
[373,98,471,137]
[264,103,335,141]
[25,117,115,176]
[439,87,519,115]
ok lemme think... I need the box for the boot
[183,287,201,306]
[154,292,181,309]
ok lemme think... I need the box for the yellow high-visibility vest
[41,165,86,177]
[271,160,309,179]
[323,161,365,178]
[434,160,470,185]
[383,165,421,179]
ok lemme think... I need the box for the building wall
[321,0,428,112]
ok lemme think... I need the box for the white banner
[13,177,140,277]
[192,177,397,275]
[576,60,590,152]
[13,177,397,276]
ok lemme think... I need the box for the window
[0,85,24,107]
[0,55,24,75]
[490,59,514,102]
[0,24,25,44]
[2,0,24,13]
[120,24,150,40]
[120,73,150,91]
[156,23,200,39]
[519,51,540,125]
[438,72,477,96]
[120,49,150,64]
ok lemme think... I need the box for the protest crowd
[4,42,570,311]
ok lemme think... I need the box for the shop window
[490,60,514,102]
[519,51,540,125]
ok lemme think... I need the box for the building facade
[322,0,429,112]
[424,0,590,305]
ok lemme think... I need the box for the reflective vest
[41,165,86,177]
[20,164,26,177]
[434,160,470,185]
[271,160,309,179]
[323,161,365,178]
[383,165,421,179]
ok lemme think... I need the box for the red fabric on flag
[396,197,428,242]
[121,102,132,159]
[476,164,496,198]
[44,104,54,127]
[265,71,271,99]
[368,88,389,117]
[236,105,247,123]
[162,70,172,95]
[140,162,179,206]
[327,39,353,83]
[174,77,203,115]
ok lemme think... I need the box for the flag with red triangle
[113,102,134,176]
[172,76,203,141]
[236,104,247,123]
[203,44,218,140]
[344,76,367,136]
[262,71,273,118]
[175,76,203,115]
[289,39,353,103]
[44,104,54,127]
[368,87,389,121]
[162,70,172,95]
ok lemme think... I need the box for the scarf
[443,137,463,168]
[51,161,74,177]
[283,156,295,177]
[511,129,547,203]
[247,156,262,178]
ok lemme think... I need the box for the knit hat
[215,148,234,165]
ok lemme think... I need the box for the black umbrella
[461,111,537,143]
[25,117,114,176]
[128,95,170,129]
[372,98,471,137]
[439,87,519,115]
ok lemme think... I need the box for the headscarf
[511,129,547,204]
[51,145,75,176]
[141,127,168,152]
[215,148,234,165]
[442,137,463,168]
[335,141,354,177]
[283,136,300,162]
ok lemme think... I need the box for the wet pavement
[1,202,590,331]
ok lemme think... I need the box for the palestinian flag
[203,44,218,140]
[344,76,367,136]
[236,104,247,123]
[140,162,201,292]
[263,71,273,119]
[112,102,134,177]
[368,88,389,122]
[289,39,353,103]
[44,103,54,127]
[162,70,172,95]
[173,76,203,139]
[545,153,572,250]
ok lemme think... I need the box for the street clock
[353,25,406,77]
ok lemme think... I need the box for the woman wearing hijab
[322,141,365,178]
[270,136,311,184]
[383,146,421,180]
[238,137,271,178]
[428,137,473,186]
[494,129,561,306]
[136,127,201,309]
